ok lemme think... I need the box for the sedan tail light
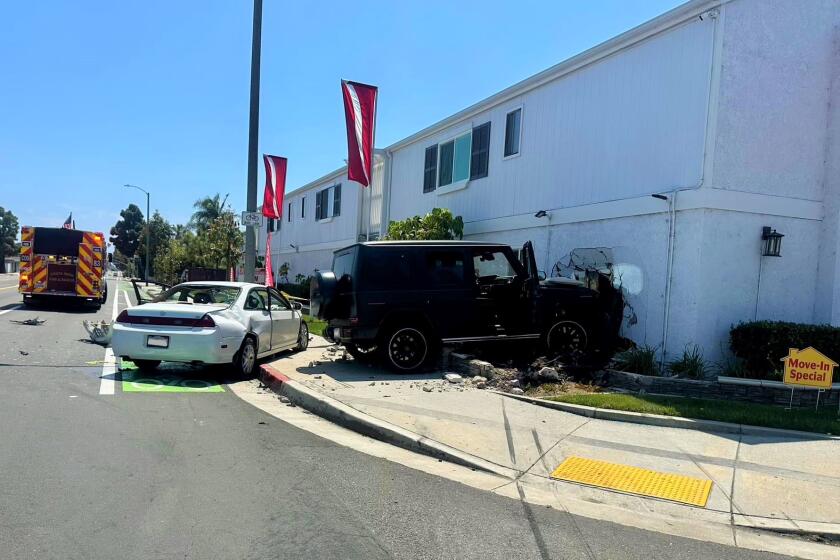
[194,314,215,328]
[116,310,215,328]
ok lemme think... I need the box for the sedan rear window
[155,285,241,305]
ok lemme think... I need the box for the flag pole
[368,91,378,240]
[244,0,263,283]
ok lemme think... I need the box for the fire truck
[18,226,108,308]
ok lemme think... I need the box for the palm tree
[190,193,229,232]
[173,224,190,240]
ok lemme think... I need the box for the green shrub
[612,345,660,376]
[715,355,783,381]
[667,345,708,379]
[730,321,840,380]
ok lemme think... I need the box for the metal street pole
[125,184,150,285]
[244,0,263,283]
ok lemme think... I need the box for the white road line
[99,282,121,395]
[0,304,22,316]
[122,289,133,309]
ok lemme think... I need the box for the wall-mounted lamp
[761,226,784,257]
[534,210,548,219]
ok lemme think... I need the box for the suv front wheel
[545,320,588,360]
[382,325,434,372]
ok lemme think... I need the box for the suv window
[362,248,413,290]
[333,248,356,284]
[473,250,516,280]
[425,250,466,287]
[244,288,269,310]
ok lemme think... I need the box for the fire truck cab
[18,226,108,308]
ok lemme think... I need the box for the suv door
[243,288,272,354]
[268,288,298,349]
[419,248,483,339]
[470,247,530,336]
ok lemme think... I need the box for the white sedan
[111,281,309,376]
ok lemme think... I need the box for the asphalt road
[0,277,795,560]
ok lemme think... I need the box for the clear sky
[1,0,683,237]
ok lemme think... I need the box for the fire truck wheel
[100,283,108,304]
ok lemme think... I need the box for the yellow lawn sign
[780,347,837,389]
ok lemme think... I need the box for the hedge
[730,321,840,380]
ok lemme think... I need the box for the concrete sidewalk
[261,337,840,547]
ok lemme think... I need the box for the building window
[301,196,306,218]
[315,190,325,221]
[438,140,454,187]
[315,185,341,221]
[423,145,437,193]
[287,202,292,222]
[424,122,490,192]
[438,131,471,187]
[470,122,490,179]
[333,183,341,216]
[504,108,521,157]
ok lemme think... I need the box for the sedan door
[268,288,299,349]
[243,288,272,354]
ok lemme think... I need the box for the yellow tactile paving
[549,456,713,507]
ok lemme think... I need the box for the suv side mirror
[291,301,303,311]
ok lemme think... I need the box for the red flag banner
[265,231,274,287]
[341,80,377,187]
[262,154,287,219]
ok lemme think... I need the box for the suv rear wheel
[381,325,434,372]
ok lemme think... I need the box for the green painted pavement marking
[121,371,225,393]
[119,360,224,393]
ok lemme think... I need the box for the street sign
[241,211,262,227]
[780,347,836,389]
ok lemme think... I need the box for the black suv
[311,240,622,371]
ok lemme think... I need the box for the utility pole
[124,184,150,285]
[244,0,263,282]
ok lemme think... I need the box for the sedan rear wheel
[133,359,160,373]
[235,337,257,377]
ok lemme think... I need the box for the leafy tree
[205,210,244,273]
[110,204,144,258]
[0,207,19,274]
[190,193,228,232]
[137,211,173,277]
[385,208,464,240]
[112,248,138,277]
[154,235,193,285]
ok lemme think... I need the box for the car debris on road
[10,317,46,326]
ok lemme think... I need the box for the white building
[261,0,840,363]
